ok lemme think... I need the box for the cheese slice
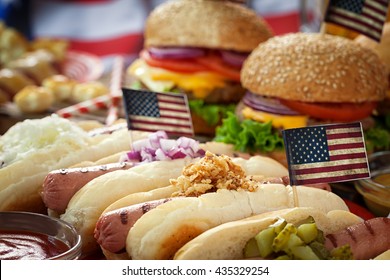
[242,106,308,129]
[128,59,227,99]
[128,59,175,93]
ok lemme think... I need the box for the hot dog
[93,152,346,260]
[325,217,390,260]
[59,141,288,256]
[95,197,175,254]
[95,185,179,260]
[42,162,134,215]
[92,151,290,259]
[0,115,146,213]
[126,185,349,260]
[41,134,275,217]
[60,156,200,256]
[96,178,330,260]
[174,207,389,260]
[42,131,212,216]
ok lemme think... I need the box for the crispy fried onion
[171,151,258,197]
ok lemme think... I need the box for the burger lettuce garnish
[189,100,236,126]
[365,114,390,152]
[214,112,284,153]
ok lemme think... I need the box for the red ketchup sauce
[0,230,70,260]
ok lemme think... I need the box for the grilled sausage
[325,217,390,259]
[94,198,174,253]
[42,162,133,214]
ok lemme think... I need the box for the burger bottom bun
[174,207,361,260]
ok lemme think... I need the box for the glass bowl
[354,151,390,217]
[0,211,82,260]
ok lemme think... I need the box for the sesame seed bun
[241,33,388,103]
[144,0,273,52]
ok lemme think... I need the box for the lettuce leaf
[189,100,236,126]
[365,114,390,152]
[213,112,284,153]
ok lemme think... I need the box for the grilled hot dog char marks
[42,162,134,214]
[94,198,175,254]
[325,217,390,260]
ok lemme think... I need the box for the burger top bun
[145,0,273,52]
[354,22,390,76]
[241,33,388,103]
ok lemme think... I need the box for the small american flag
[122,88,194,137]
[283,122,370,185]
[324,0,390,42]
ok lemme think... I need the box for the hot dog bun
[60,157,199,256]
[374,250,390,260]
[127,185,349,260]
[63,150,288,256]
[104,154,287,213]
[0,115,147,213]
[97,153,288,260]
[174,207,362,260]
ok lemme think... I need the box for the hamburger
[127,0,273,136]
[354,22,390,151]
[214,32,389,165]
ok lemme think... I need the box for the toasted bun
[241,33,388,103]
[174,207,362,259]
[127,185,348,259]
[354,23,390,76]
[145,0,273,52]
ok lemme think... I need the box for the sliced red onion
[148,47,206,59]
[220,50,248,67]
[243,92,301,116]
[120,151,141,163]
[120,131,205,163]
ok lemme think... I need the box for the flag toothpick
[121,88,194,138]
[282,122,370,186]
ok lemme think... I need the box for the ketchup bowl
[0,211,82,260]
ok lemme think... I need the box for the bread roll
[174,207,362,260]
[127,185,349,259]
[13,85,54,113]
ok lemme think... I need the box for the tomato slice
[140,50,241,81]
[195,55,241,82]
[140,50,209,73]
[279,99,377,121]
